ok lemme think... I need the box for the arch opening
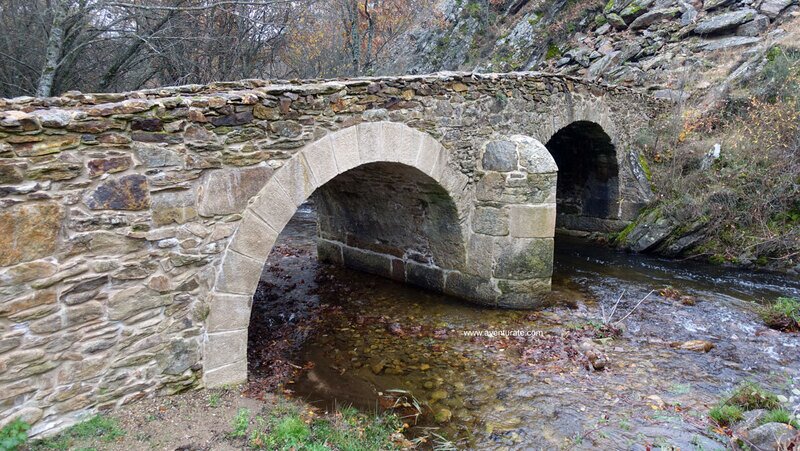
[545,121,620,232]
[246,162,466,389]
[203,122,476,387]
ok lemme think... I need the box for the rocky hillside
[384,0,800,272]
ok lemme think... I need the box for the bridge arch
[202,122,474,387]
[545,120,620,232]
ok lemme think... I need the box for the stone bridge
[0,72,660,433]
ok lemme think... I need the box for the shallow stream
[247,202,800,450]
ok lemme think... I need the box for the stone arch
[545,120,621,232]
[202,122,471,387]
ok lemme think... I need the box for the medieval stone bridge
[0,72,660,433]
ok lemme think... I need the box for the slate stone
[694,9,758,35]
[0,202,63,266]
[85,174,150,211]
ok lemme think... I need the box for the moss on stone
[638,152,652,181]
[545,44,561,60]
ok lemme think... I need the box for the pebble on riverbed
[670,340,715,352]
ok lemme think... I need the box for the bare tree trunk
[363,0,375,74]
[36,0,68,97]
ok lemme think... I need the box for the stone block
[329,126,361,172]
[272,155,318,207]
[197,165,272,217]
[494,237,554,280]
[228,212,277,262]
[383,122,423,165]
[203,359,247,388]
[214,250,263,295]
[357,121,386,164]
[302,136,339,185]
[134,143,184,168]
[466,232,494,278]
[496,278,552,308]
[405,261,445,292]
[342,246,392,279]
[482,140,517,172]
[249,179,297,234]
[0,202,63,266]
[108,287,171,321]
[509,204,556,238]
[204,329,247,371]
[85,175,150,211]
[416,134,446,180]
[151,189,197,225]
[206,292,252,333]
[443,271,498,305]
[472,206,508,236]
[317,239,343,265]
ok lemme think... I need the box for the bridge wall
[0,72,659,434]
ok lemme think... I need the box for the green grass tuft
[709,404,744,426]
[761,409,799,428]
[760,297,800,332]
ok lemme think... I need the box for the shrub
[760,297,800,332]
[0,419,30,451]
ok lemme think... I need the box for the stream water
[246,202,800,450]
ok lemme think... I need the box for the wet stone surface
[247,202,800,450]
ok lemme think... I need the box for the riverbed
[246,202,800,450]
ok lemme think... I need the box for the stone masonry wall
[0,72,661,435]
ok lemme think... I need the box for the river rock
[694,9,758,35]
[670,340,714,352]
[739,422,798,450]
[434,408,452,423]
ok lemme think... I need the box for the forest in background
[0,0,438,98]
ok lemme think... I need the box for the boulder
[694,9,758,34]
[629,7,682,29]
[702,0,735,11]
[84,174,150,211]
[699,36,761,50]
[736,14,769,36]
[606,13,629,29]
[197,165,273,217]
[620,0,656,22]
[759,0,793,18]
[739,422,798,450]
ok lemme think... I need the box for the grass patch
[32,415,124,450]
[230,408,251,438]
[244,404,403,450]
[760,409,800,428]
[709,404,744,426]
[759,297,800,332]
[725,381,781,411]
